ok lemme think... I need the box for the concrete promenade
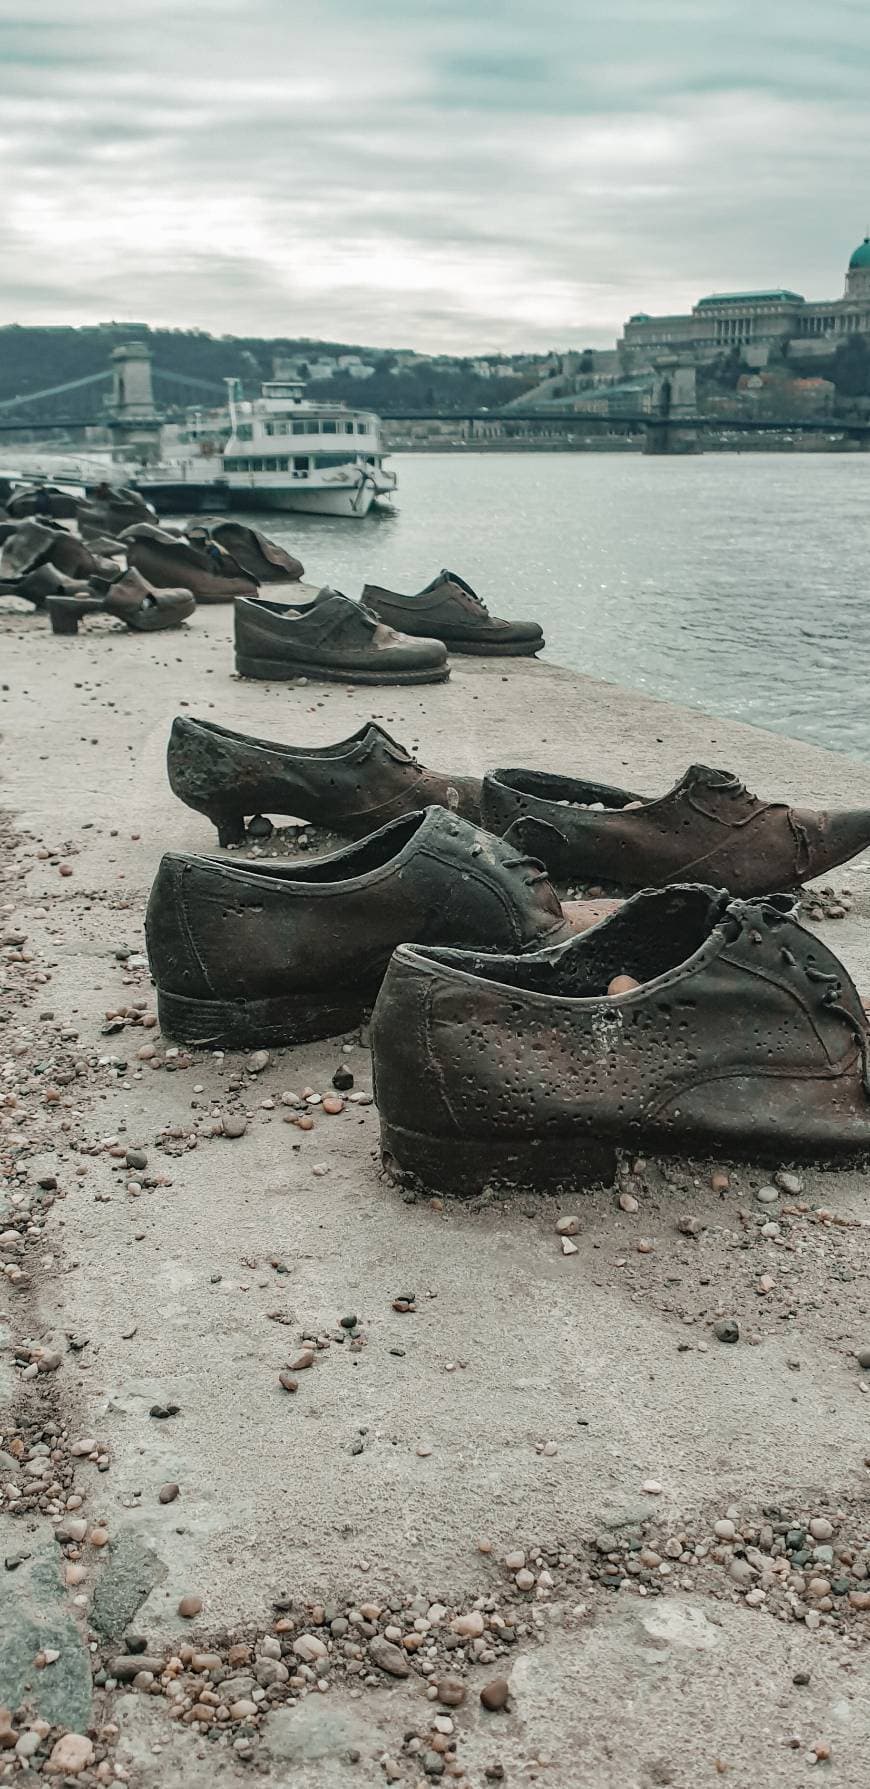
[2,602,870,1787]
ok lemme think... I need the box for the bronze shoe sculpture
[372,883,870,1194]
[3,563,92,609]
[167,715,482,845]
[234,589,449,684]
[79,485,157,538]
[47,567,196,635]
[6,484,81,519]
[362,569,544,656]
[210,522,304,583]
[123,524,257,602]
[145,807,572,1048]
[0,521,118,589]
[482,762,870,897]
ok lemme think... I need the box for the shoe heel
[201,809,247,848]
[49,605,81,636]
[156,985,370,1051]
[379,1121,617,1197]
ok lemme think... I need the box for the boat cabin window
[322,420,337,434]
[343,422,354,433]
[355,422,368,434]
[312,452,357,468]
[292,419,319,435]
[292,456,310,475]
[236,424,253,441]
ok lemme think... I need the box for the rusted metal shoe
[167,715,482,845]
[362,569,545,656]
[210,522,304,583]
[47,568,196,634]
[145,807,572,1049]
[234,589,450,684]
[372,883,870,1194]
[123,524,257,602]
[482,762,870,897]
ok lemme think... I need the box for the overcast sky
[2,0,870,351]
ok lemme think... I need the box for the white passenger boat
[138,377,397,518]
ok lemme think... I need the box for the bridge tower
[644,361,701,455]
[107,342,162,463]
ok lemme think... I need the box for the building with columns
[619,236,870,368]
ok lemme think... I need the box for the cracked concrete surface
[2,600,870,1784]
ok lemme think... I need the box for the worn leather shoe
[167,715,482,844]
[482,762,870,897]
[234,589,449,684]
[372,883,870,1193]
[123,524,257,602]
[146,807,572,1048]
[362,569,544,655]
[210,523,303,583]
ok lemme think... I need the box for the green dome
[849,237,870,269]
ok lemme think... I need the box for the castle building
[619,237,870,368]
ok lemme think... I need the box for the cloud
[0,0,868,348]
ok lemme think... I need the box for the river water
[249,451,870,762]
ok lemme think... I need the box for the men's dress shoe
[145,807,571,1048]
[124,524,257,602]
[481,762,870,897]
[362,569,544,656]
[371,883,870,1194]
[47,567,196,635]
[167,716,482,845]
[234,589,449,684]
[210,522,304,583]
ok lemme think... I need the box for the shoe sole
[379,1121,618,1195]
[156,984,373,1050]
[437,639,544,657]
[235,655,450,685]
[380,1115,870,1197]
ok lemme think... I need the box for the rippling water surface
[247,452,870,761]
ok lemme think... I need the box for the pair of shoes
[167,716,483,845]
[123,524,258,603]
[233,569,545,685]
[371,883,870,1192]
[47,568,196,634]
[482,763,870,898]
[145,807,572,1049]
[168,716,870,898]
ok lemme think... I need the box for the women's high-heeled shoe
[47,568,196,635]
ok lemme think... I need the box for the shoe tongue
[681,763,740,792]
[313,587,378,631]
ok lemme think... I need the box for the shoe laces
[739,896,870,1100]
[503,850,551,889]
[445,570,488,616]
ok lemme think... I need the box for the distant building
[620,236,870,368]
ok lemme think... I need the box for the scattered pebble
[178,1594,203,1618]
[158,1483,179,1504]
[555,1214,580,1235]
[480,1678,510,1712]
[561,1237,579,1256]
[713,1318,740,1344]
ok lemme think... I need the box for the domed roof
[849,236,870,269]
